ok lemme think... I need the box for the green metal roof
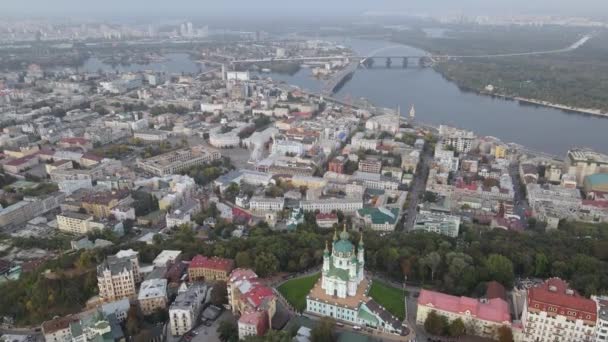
[357,304,379,325]
[333,239,354,253]
[357,207,399,225]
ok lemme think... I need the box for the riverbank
[384,35,608,119]
[431,66,608,119]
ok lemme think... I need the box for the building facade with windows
[96,256,137,302]
[169,284,205,336]
[188,255,234,281]
[138,278,168,315]
[413,210,461,238]
[416,289,511,340]
[521,278,597,342]
[227,269,276,340]
[249,196,285,212]
[57,212,106,235]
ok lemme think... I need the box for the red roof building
[522,278,597,341]
[328,157,346,174]
[316,212,339,228]
[227,269,277,340]
[188,255,234,281]
[238,311,269,338]
[58,137,93,151]
[486,281,507,301]
[417,289,511,339]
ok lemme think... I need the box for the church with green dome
[304,226,404,335]
[321,225,365,298]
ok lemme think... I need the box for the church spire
[333,228,338,241]
[324,240,330,256]
[359,232,364,247]
[339,223,349,240]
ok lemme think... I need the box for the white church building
[305,227,405,335]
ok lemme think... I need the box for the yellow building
[188,255,234,281]
[81,190,131,219]
[494,145,507,159]
[57,212,105,235]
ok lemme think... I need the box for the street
[403,144,434,231]
[508,161,529,226]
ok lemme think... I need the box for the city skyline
[3,0,608,18]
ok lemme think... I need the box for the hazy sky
[4,0,608,17]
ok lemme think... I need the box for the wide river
[83,39,608,156]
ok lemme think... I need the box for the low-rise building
[165,199,201,228]
[134,130,169,142]
[209,132,240,148]
[584,174,608,193]
[356,207,399,231]
[153,250,182,268]
[138,278,168,315]
[300,198,363,214]
[416,289,511,340]
[413,210,461,237]
[0,192,65,227]
[42,315,79,342]
[137,145,221,176]
[57,211,106,235]
[227,269,276,340]
[328,157,346,174]
[358,158,382,174]
[249,196,285,212]
[316,212,339,228]
[188,255,234,281]
[81,190,132,219]
[567,149,608,186]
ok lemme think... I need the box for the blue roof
[586,173,608,186]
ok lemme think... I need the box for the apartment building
[56,211,105,235]
[96,257,137,302]
[137,145,221,176]
[188,255,234,281]
[439,125,476,153]
[169,284,205,336]
[567,149,608,186]
[358,158,382,174]
[80,190,132,219]
[209,132,240,148]
[521,278,597,342]
[133,130,169,142]
[227,269,276,340]
[300,198,363,214]
[249,196,285,212]
[413,210,461,238]
[138,278,168,315]
[417,289,511,340]
[0,192,65,227]
[115,249,142,283]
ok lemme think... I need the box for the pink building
[416,289,511,339]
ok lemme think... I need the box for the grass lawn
[277,273,320,311]
[368,279,407,320]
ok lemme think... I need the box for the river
[81,40,608,156]
[262,38,608,156]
